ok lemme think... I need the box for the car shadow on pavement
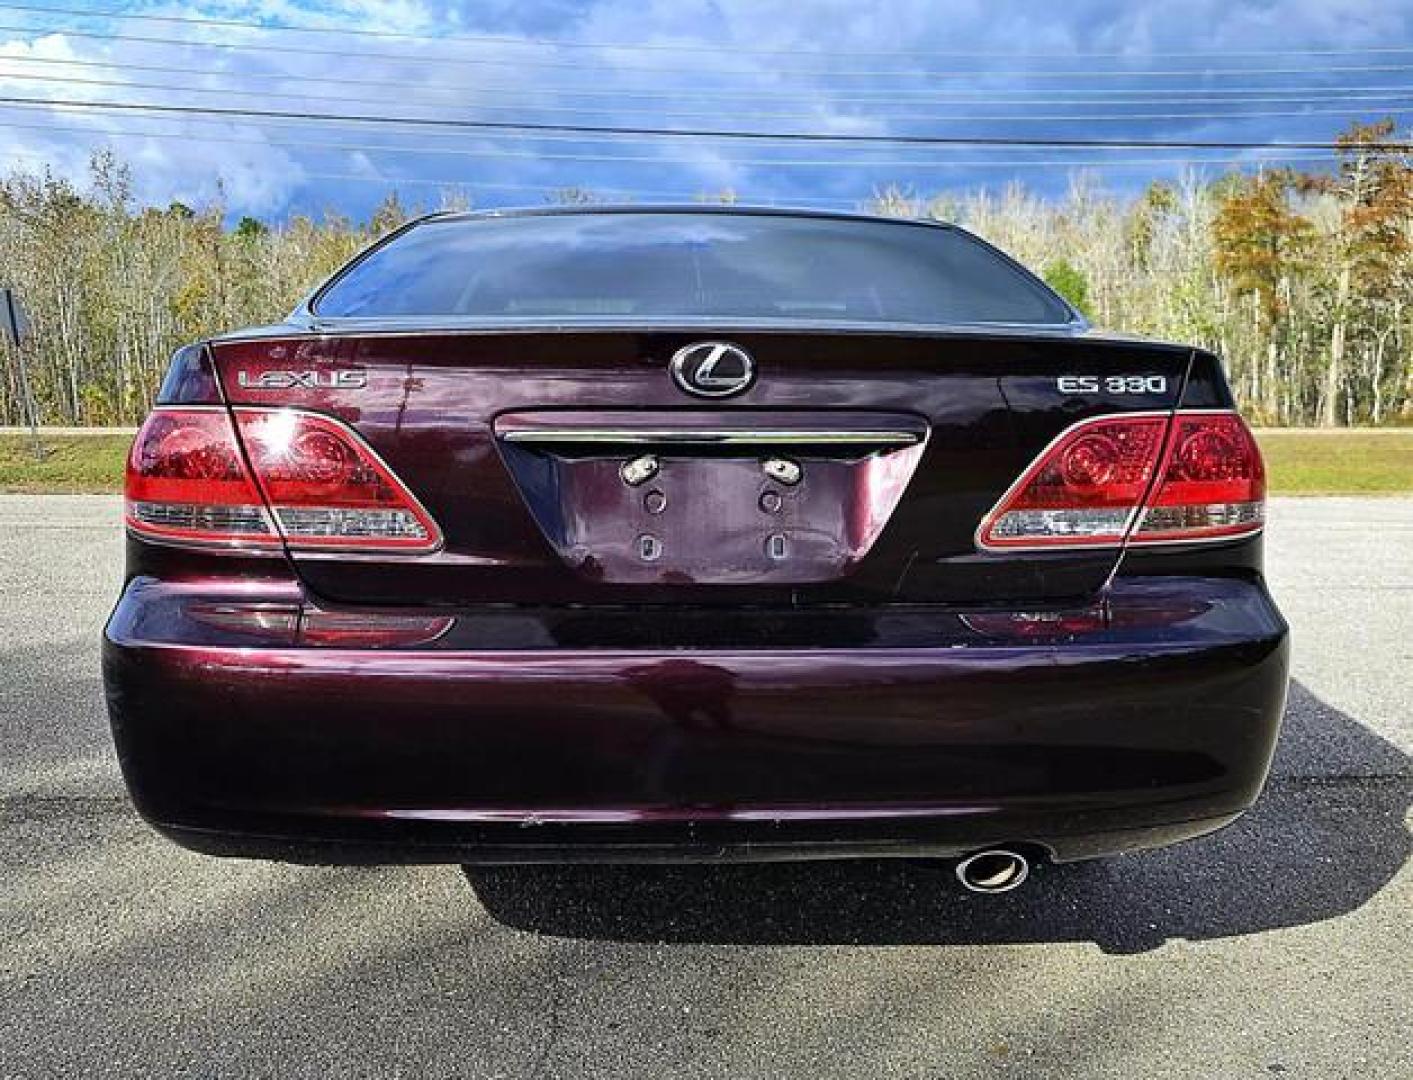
[464,681,1410,954]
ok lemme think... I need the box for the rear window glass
[313,212,1074,326]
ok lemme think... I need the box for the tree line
[2,122,1411,428]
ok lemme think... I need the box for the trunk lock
[620,454,660,487]
[762,457,802,486]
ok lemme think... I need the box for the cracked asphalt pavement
[1,495,1408,1078]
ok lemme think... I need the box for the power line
[3,2,1411,61]
[0,68,1404,121]
[0,114,1346,169]
[5,52,1410,106]
[4,72,1409,127]
[0,147,858,205]
[1,102,1362,168]
[6,21,1413,81]
[1,95,1407,151]
[0,153,1322,200]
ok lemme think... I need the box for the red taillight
[962,608,1108,639]
[299,610,453,648]
[234,409,440,551]
[1132,412,1265,544]
[977,414,1168,549]
[125,409,277,547]
[126,407,441,553]
[187,601,452,648]
[977,410,1265,550]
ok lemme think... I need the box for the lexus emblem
[669,341,755,398]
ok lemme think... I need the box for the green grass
[2,429,1410,495]
[1255,431,1413,495]
[0,433,131,492]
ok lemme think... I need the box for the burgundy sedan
[104,208,1288,893]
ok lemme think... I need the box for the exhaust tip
[955,848,1030,894]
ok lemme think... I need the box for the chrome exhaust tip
[955,848,1030,894]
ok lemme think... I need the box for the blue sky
[1,0,1410,221]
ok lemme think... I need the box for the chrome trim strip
[499,428,922,447]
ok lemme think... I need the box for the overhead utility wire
[0,151,1337,200]
[1,95,1407,151]
[5,22,1413,80]
[3,53,1409,105]
[3,3,1411,60]
[4,72,1410,125]
[0,148,866,205]
[8,69,1413,120]
[0,114,1349,168]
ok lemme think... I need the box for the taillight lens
[235,410,440,551]
[299,610,453,648]
[187,601,452,647]
[978,410,1265,550]
[125,409,277,546]
[1132,412,1265,543]
[126,407,441,553]
[977,414,1168,548]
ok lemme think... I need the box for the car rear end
[103,209,1288,866]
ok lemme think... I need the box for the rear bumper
[103,576,1289,864]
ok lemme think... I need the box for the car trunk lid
[210,327,1190,607]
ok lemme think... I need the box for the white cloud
[0,0,1407,217]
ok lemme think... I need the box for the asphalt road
[1,495,1409,1079]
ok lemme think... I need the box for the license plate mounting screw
[620,454,660,486]
[762,457,802,486]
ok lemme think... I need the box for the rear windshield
[312,212,1074,326]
